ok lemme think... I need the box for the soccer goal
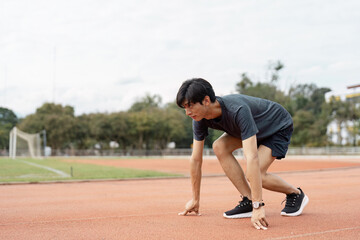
[9,127,42,159]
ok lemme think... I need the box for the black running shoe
[223,196,253,219]
[281,188,309,216]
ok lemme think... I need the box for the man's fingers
[261,218,269,227]
[253,221,268,230]
[178,209,189,216]
[178,209,201,216]
[260,224,268,230]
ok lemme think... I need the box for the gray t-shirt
[193,94,293,141]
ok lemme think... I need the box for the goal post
[9,127,42,159]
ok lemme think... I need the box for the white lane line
[267,226,360,240]
[16,159,70,178]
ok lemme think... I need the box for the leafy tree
[328,96,360,146]
[0,107,18,126]
[153,104,185,149]
[267,60,284,83]
[235,61,289,107]
[18,103,77,150]
[291,110,314,146]
[126,95,188,150]
[108,112,131,150]
[286,84,331,146]
[235,62,332,147]
[347,99,360,146]
[236,73,253,94]
[87,113,113,148]
[167,102,193,148]
[73,114,93,149]
[129,94,162,112]
[72,112,130,151]
[0,107,18,149]
[235,74,290,111]
[127,110,152,149]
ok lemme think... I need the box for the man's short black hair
[176,78,216,108]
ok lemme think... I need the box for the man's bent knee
[213,134,242,158]
[212,139,227,158]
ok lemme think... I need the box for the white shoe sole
[223,212,252,219]
[281,194,309,217]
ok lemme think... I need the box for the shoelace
[237,196,251,208]
[282,193,298,207]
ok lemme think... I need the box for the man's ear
[203,96,211,106]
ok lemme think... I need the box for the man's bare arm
[242,135,268,230]
[178,139,204,216]
[242,135,262,202]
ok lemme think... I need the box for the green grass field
[0,157,180,183]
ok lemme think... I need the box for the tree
[288,84,331,146]
[236,73,253,94]
[328,96,360,146]
[347,99,360,146]
[166,102,193,148]
[235,62,332,147]
[73,114,93,149]
[88,113,113,148]
[267,60,284,83]
[18,103,77,151]
[0,107,18,149]
[127,110,153,149]
[129,94,162,112]
[235,73,289,108]
[108,112,131,150]
[72,112,130,151]
[126,94,190,150]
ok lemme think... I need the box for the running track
[1,156,360,240]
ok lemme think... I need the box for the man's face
[182,100,207,121]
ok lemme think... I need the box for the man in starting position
[176,78,309,230]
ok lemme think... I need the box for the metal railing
[287,147,360,155]
[1,146,360,157]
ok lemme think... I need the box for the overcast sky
[1,0,359,117]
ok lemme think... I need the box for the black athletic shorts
[257,125,293,160]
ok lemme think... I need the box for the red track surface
[1,156,360,240]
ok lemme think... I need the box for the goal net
[9,127,42,159]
